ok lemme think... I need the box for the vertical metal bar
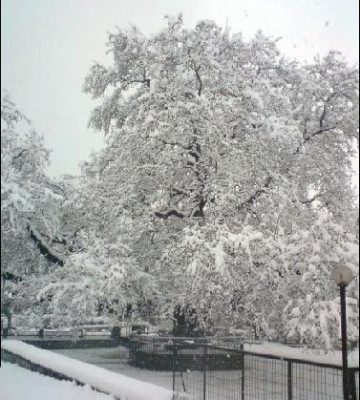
[172,345,176,400]
[203,346,207,400]
[348,369,357,400]
[340,284,350,400]
[152,338,155,369]
[241,352,245,400]
[288,361,293,400]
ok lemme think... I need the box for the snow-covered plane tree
[1,92,68,327]
[82,16,359,347]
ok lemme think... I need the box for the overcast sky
[1,0,359,177]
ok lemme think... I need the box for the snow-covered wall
[1,340,175,400]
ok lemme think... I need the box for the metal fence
[128,336,244,370]
[128,337,359,400]
[172,343,359,400]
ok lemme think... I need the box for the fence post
[287,361,293,400]
[348,369,357,400]
[203,346,207,400]
[172,344,176,400]
[241,351,245,400]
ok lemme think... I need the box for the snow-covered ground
[51,345,174,390]
[0,362,115,400]
[1,340,174,400]
[2,340,358,400]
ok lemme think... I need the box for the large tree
[1,92,67,327]
[82,16,359,347]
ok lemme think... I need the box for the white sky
[1,0,359,177]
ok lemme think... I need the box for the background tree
[1,92,67,327]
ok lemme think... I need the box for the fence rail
[128,337,359,400]
[172,344,359,400]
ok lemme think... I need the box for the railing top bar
[130,336,245,342]
[133,339,360,370]
[172,343,358,369]
[130,335,360,370]
[240,350,359,370]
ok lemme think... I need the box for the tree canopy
[81,16,359,348]
[1,16,359,348]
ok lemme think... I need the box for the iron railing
[172,344,359,400]
[129,337,359,400]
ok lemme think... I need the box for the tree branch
[294,125,336,154]
[170,187,190,198]
[193,66,203,96]
[1,271,22,283]
[294,92,338,154]
[128,71,150,87]
[154,209,186,219]
[12,149,27,162]
[27,224,64,266]
[301,193,321,206]
[319,92,337,127]
[239,177,273,209]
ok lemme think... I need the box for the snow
[213,242,226,271]
[0,362,114,400]
[1,340,173,400]
[244,342,359,367]
[52,346,175,391]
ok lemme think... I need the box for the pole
[340,284,350,400]
[287,361,293,400]
[203,346,207,400]
[172,345,176,400]
[241,351,245,400]
[348,369,358,400]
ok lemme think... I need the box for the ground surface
[0,362,115,400]
[52,346,174,390]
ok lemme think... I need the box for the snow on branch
[1,271,23,283]
[301,193,322,206]
[239,177,273,209]
[27,224,64,266]
[154,209,186,219]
